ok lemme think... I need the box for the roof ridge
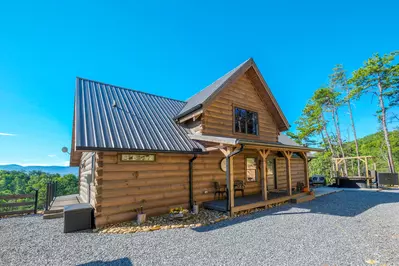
[185,58,253,102]
[76,77,187,103]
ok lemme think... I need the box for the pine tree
[331,64,361,176]
[349,52,399,173]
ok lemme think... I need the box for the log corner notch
[282,151,293,196]
[94,152,104,218]
[219,144,244,216]
[257,149,270,201]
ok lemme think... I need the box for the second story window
[234,107,258,135]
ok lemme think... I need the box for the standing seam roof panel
[74,77,205,153]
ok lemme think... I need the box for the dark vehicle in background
[310,175,327,186]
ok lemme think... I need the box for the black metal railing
[45,181,57,211]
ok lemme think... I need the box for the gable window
[234,107,258,135]
[246,157,258,182]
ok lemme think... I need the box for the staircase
[43,209,64,219]
[43,194,80,220]
[291,193,315,204]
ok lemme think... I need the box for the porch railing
[0,190,39,217]
[45,181,57,211]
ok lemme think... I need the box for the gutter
[225,144,244,213]
[189,154,198,211]
[236,139,325,152]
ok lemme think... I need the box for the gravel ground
[1,190,399,266]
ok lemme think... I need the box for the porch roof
[188,134,324,152]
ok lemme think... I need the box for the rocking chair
[213,181,226,200]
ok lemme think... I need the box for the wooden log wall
[275,157,306,190]
[94,150,307,227]
[95,152,192,227]
[79,152,94,203]
[201,73,279,142]
[291,157,306,189]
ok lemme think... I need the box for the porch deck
[203,191,307,213]
[49,194,80,212]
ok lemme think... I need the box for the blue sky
[0,0,398,166]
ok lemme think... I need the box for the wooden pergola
[332,156,375,178]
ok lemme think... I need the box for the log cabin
[69,58,321,227]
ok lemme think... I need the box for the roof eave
[75,146,207,154]
[174,104,203,120]
[236,139,324,152]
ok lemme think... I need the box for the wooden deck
[49,194,80,211]
[43,194,80,219]
[203,192,308,213]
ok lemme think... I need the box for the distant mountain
[0,164,79,175]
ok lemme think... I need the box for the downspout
[226,144,245,213]
[189,154,198,211]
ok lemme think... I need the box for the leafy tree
[349,52,399,173]
[0,170,78,211]
[309,130,399,179]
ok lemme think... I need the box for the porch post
[220,145,244,216]
[283,151,293,196]
[365,157,370,187]
[227,147,235,212]
[300,152,310,190]
[258,149,270,201]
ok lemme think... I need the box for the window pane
[235,108,246,133]
[234,107,258,135]
[267,159,274,176]
[246,157,257,182]
[246,111,258,135]
[246,170,256,182]
[246,157,256,169]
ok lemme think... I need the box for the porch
[203,192,309,212]
[190,134,321,216]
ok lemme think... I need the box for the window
[246,157,257,182]
[234,107,258,135]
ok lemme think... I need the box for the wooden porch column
[258,149,270,201]
[219,147,235,214]
[299,152,310,190]
[282,151,293,196]
[365,157,370,187]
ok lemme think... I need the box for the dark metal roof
[278,134,301,146]
[175,58,252,119]
[74,78,205,153]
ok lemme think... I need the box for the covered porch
[190,134,321,215]
[203,191,308,212]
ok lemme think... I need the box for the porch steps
[291,194,315,204]
[42,194,79,220]
[43,209,63,219]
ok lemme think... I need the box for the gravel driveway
[1,190,399,266]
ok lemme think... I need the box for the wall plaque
[120,154,156,162]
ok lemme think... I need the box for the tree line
[0,170,78,211]
[289,51,399,177]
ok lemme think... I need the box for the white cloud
[48,155,57,158]
[0,161,71,167]
[0,132,15,136]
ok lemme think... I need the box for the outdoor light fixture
[61,147,70,155]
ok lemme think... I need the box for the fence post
[45,182,49,211]
[34,189,38,214]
